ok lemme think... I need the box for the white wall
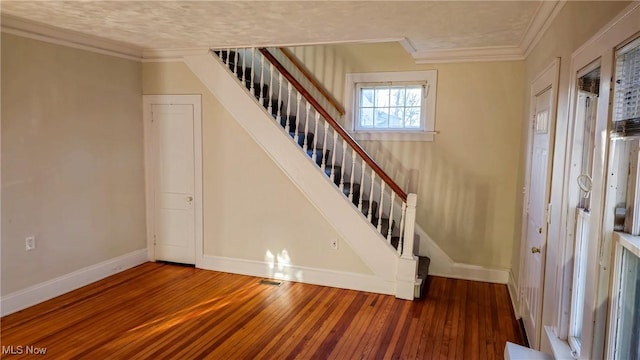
[1,34,145,295]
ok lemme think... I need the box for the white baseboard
[0,249,148,316]
[199,255,395,296]
[415,224,510,284]
[507,269,521,319]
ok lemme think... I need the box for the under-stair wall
[143,60,418,296]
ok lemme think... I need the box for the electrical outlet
[330,239,339,250]
[25,236,35,251]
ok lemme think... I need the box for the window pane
[360,88,375,107]
[374,109,389,128]
[405,107,421,128]
[406,87,422,106]
[375,87,390,108]
[359,107,374,127]
[389,108,404,128]
[615,248,640,360]
[390,87,406,107]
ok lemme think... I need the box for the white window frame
[547,3,640,360]
[344,70,437,142]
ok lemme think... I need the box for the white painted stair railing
[209,47,420,299]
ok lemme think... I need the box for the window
[567,65,601,357]
[345,71,437,141]
[609,233,640,360]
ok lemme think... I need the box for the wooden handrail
[278,47,346,116]
[259,48,407,202]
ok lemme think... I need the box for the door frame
[143,95,203,266]
[519,58,560,349]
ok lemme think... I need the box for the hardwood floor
[1,262,526,359]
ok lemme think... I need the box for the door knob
[187,196,193,202]
[538,227,542,234]
[531,247,541,254]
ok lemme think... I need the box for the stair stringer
[184,54,402,293]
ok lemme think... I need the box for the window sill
[351,131,436,142]
[544,326,575,360]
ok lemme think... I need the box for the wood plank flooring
[1,262,526,359]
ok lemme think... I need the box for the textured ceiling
[1,1,541,52]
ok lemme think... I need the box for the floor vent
[259,279,282,286]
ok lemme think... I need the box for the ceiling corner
[519,1,567,59]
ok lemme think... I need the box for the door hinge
[547,203,552,224]
[153,234,156,245]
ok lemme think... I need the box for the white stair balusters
[250,48,255,96]
[339,141,347,191]
[294,93,302,145]
[312,112,320,162]
[377,182,385,232]
[285,83,292,133]
[397,201,407,255]
[277,73,283,121]
[368,171,375,221]
[330,131,338,181]
[349,150,356,201]
[358,160,366,212]
[387,192,396,243]
[321,122,329,171]
[259,52,265,104]
[268,63,274,114]
[241,49,246,84]
[233,50,239,77]
[303,103,311,152]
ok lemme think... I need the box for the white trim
[142,48,210,62]
[520,1,567,58]
[1,14,142,61]
[142,95,203,267]
[0,249,148,316]
[544,326,575,360]
[411,45,524,64]
[199,255,395,296]
[344,71,437,142]
[414,224,509,284]
[352,131,436,142]
[508,270,521,319]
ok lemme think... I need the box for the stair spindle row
[212,47,416,256]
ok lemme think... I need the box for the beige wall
[1,34,145,294]
[290,42,524,269]
[143,62,372,274]
[513,1,630,283]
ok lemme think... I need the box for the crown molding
[520,1,566,58]
[410,45,524,64]
[1,14,143,61]
[142,48,211,62]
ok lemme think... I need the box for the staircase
[206,47,429,299]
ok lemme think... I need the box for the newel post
[402,193,417,259]
[396,193,418,300]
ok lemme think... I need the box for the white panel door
[152,104,196,264]
[522,87,553,349]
